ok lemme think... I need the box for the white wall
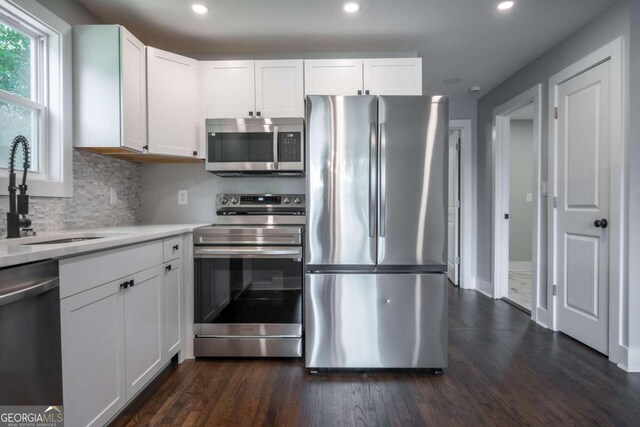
[508,120,534,265]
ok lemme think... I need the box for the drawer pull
[173,244,179,251]
[165,264,172,272]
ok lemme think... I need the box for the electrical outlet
[178,190,188,205]
[110,187,117,205]
[526,193,533,202]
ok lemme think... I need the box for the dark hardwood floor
[110,286,640,426]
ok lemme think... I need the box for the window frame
[0,0,72,197]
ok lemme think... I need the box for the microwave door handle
[273,126,279,170]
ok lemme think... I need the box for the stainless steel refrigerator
[305,95,449,369]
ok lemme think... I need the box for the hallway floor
[110,286,640,426]
[508,269,532,310]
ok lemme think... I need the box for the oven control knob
[293,197,302,205]
[231,197,239,205]
[219,196,228,205]
[283,197,291,204]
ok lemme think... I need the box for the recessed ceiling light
[444,78,461,85]
[343,2,361,14]
[497,1,514,11]
[191,3,209,14]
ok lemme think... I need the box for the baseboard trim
[617,345,640,372]
[475,278,494,298]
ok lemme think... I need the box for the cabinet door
[120,26,147,151]
[124,266,164,400]
[363,58,422,95]
[61,280,126,427]
[202,60,255,118]
[163,261,182,359]
[147,47,199,157]
[304,59,363,96]
[255,60,304,118]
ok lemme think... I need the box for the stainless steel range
[194,194,305,358]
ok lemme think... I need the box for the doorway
[448,120,474,290]
[492,85,543,322]
[448,128,461,285]
[505,104,535,312]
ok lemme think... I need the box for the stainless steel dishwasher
[0,259,63,405]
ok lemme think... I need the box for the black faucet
[6,135,32,238]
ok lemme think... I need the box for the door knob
[594,219,608,229]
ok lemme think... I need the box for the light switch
[178,190,188,205]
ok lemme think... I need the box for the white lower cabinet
[61,237,185,427]
[61,276,126,427]
[123,266,164,399]
[163,260,182,358]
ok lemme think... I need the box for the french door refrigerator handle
[380,122,387,237]
[273,126,279,170]
[369,123,377,237]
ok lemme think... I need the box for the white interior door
[556,60,610,354]
[448,129,460,284]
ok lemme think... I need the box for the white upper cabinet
[255,60,304,118]
[202,60,256,119]
[121,27,147,151]
[304,59,364,96]
[363,58,422,95]
[74,25,147,153]
[147,47,201,158]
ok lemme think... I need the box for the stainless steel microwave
[205,118,304,177]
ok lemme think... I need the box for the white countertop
[0,224,209,269]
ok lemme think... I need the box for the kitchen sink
[24,236,105,245]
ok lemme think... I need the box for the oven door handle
[194,246,302,259]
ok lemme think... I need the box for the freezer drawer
[305,273,447,369]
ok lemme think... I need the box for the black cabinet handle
[357,90,362,95]
[165,264,172,272]
[256,111,261,117]
[594,219,609,229]
[249,111,254,117]
[128,279,135,287]
[365,90,370,95]
[173,244,179,251]
[120,281,129,289]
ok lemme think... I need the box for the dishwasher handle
[0,277,59,307]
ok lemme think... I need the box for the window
[0,0,72,197]
[0,18,44,172]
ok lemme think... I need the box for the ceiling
[77,0,618,99]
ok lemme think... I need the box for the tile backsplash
[0,149,142,236]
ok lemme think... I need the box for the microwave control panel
[278,132,302,162]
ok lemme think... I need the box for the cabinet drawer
[163,236,183,262]
[60,240,163,299]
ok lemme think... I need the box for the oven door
[194,246,303,337]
